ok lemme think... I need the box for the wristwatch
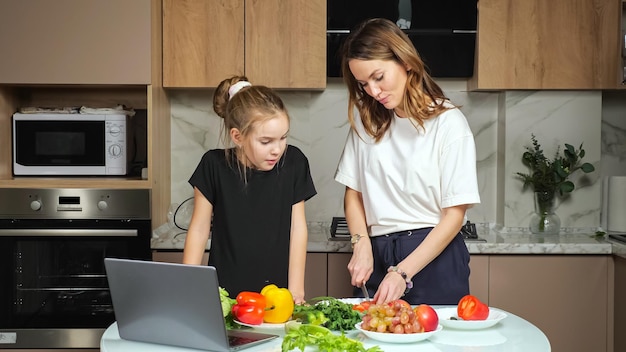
[388,265,413,295]
[350,233,362,248]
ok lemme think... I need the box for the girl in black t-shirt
[183,76,316,304]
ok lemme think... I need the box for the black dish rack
[329,217,350,240]
[330,217,481,241]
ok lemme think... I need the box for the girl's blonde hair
[340,18,454,142]
[213,76,289,175]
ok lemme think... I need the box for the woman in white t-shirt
[335,18,481,305]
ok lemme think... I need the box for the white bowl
[435,307,507,330]
[355,322,442,343]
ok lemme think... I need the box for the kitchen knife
[361,283,370,300]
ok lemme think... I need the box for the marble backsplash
[168,78,626,231]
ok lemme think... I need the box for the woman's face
[348,58,409,117]
[234,113,289,171]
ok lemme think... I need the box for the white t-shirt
[334,106,481,237]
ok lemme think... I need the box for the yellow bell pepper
[260,284,294,323]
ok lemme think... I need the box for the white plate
[315,297,365,305]
[355,322,442,343]
[234,320,286,330]
[435,307,507,330]
[337,297,366,305]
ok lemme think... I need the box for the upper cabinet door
[469,0,621,90]
[245,0,326,89]
[162,0,325,89]
[0,0,151,85]
[163,0,244,88]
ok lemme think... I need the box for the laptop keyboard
[229,335,258,346]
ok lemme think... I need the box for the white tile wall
[168,79,626,231]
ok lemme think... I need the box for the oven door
[0,219,151,349]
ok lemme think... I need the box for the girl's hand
[289,289,306,304]
[292,293,306,305]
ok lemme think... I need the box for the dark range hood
[327,0,478,78]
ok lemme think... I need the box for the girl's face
[233,113,289,171]
[348,58,409,117]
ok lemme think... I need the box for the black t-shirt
[188,145,316,296]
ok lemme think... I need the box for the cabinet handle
[0,229,138,237]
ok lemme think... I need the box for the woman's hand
[372,271,407,304]
[343,187,373,288]
[347,241,374,288]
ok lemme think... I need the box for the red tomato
[457,294,489,320]
[414,304,439,332]
[352,300,374,312]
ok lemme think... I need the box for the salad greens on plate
[293,297,363,331]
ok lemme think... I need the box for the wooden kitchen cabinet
[162,0,326,89]
[0,0,151,85]
[244,0,326,89]
[489,255,610,352]
[0,89,170,228]
[614,255,626,352]
[163,0,244,88]
[304,253,328,300]
[152,250,209,265]
[468,255,489,304]
[0,0,171,227]
[327,253,355,298]
[469,0,622,90]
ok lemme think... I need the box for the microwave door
[13,118,107,176]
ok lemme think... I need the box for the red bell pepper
[231,291,266,325]
[457,294,489,320]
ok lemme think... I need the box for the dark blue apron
[358,227,470,305]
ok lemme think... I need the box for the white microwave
[12,113,130,176]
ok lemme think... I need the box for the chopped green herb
[293,297,362,331]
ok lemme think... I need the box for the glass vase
[529,191,561,235]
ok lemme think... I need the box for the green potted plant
[516,134,595,234]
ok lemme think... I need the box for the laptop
[104,258,279,351]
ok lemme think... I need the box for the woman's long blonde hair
[341,18,453,142]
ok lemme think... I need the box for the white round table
[101,307,550,352]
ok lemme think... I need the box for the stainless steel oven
[0,188,152,349]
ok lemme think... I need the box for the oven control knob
[98,200,108,210]
[30,200,42,211]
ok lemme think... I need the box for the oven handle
[0,229,138,237]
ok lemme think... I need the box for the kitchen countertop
[151,222,623,256]
[101,306,550,352]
